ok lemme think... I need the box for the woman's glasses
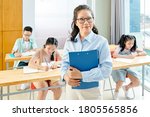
[76,17,94,24]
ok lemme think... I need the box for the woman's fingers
[68,79,80,87]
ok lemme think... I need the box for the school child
[12,26,37,90]
[28,37,62,100]
[112,34,147,100]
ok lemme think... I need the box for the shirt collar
[22,38,32,43]
[75,31,94,43]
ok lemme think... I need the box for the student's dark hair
[118,34,137,52]
[43,37,58,48]
[70,4,98,42]
[44,37,58,61]
[24,26,33,33]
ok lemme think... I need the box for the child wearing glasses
[12,26,37,90]
[61,5,112,100]
[28,37,62,100]
[112,34,146,100]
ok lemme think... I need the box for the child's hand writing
[50,62,58,69]
[41,66,49,71]
[127,54,136,59]
[14,52,22,57]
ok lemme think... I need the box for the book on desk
[69,50,99,89]
[9,51,35,58]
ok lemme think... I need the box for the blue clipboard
[69,50,99,89]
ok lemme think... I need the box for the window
[128,0,150,91]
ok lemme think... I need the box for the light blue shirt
[12,38,37,53]
[61,31,112,82]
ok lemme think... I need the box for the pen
[44,58,49,66]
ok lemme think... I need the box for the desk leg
[7,86,10,100]
[108,77,114,100]
[142,65,145,96]
[0,87,3,100]
[6,62,10,100]
[6,62,9,70]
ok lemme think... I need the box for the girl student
[28,37,62,100]
[112,34,147,100]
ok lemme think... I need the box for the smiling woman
[61,4,112,100]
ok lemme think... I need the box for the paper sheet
[23,66,39,74]
[114,58,134,63]
[22,51,35,56]
[23,66,46,74]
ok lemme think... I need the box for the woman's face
[44,44,57,55]
[75,9,94,35]
[125,39,134,50]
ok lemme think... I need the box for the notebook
[69,50,99,89]
[23,66,39,74]
[9,54,15,58]
[22,51,35,56]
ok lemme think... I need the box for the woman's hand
[64,66,82,87]
[68,66,82,79]
[64,73,80,87]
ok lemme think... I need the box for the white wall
[23,0,35,38]
[35,0,87,48]
[23,0,111,46]
[95,0,111,43]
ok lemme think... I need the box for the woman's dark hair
[118,34,137,52]
[43,37,58,48]
[24,26,33,33]
[71,4,98,42]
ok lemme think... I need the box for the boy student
[12,26,37,90]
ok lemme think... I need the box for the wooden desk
[0,69,61,99]
[5,54,32,62]
[5,49,64,69]
[109,44,117,52]
[113,56,150,70]
[5,54,32,69]
[0,69,60,87]
[112,55,150,96]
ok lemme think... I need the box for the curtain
[111,0,128,44]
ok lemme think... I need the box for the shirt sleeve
[31,38,38,49]
[81,39,112,82]
[114,46,121,54]
[60,41,70,80]
[12,39,19,52]
[30,50,41,64]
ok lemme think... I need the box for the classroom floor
[1,78,150,100]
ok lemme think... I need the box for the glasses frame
[76,17,94,24]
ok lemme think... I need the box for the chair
[101,77,114,99]
[29,83,36,100]
[29,81,65,100]
[108,45,135,99]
